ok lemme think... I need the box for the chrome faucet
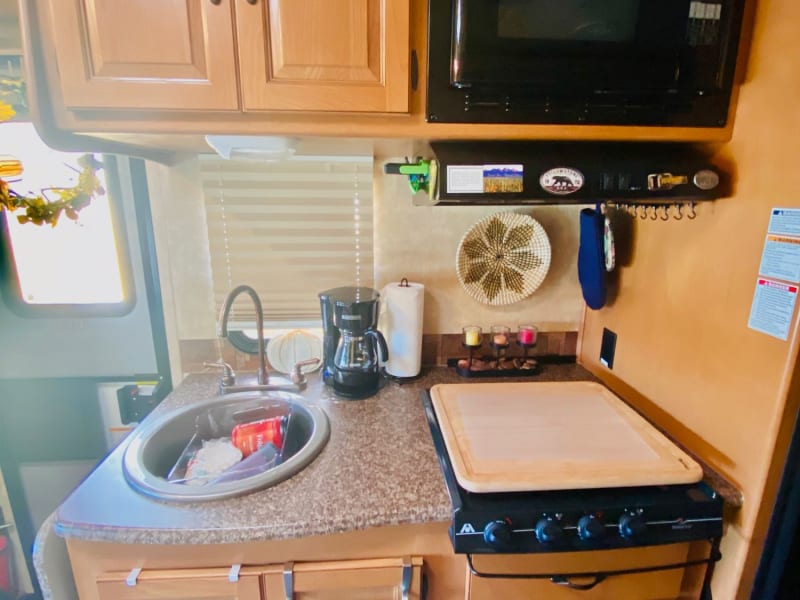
[218,284,269,385]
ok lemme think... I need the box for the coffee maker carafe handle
[367,329,389,363]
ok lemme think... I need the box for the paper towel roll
[379,280,425,378]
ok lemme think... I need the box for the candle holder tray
[448,356,541,378]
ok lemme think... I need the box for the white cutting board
[430,381,702,493]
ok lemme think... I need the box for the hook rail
[604,200,702,221]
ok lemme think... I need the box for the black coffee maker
[319,287,388,399]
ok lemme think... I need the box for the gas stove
[422,386,724,555]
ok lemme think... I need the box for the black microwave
[426,0,747,127]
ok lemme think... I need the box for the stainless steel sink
[122,391,330,502]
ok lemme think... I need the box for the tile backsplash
[180,331,578,376]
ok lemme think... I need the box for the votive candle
[463,326,482,347]
[490,325,510,347]
[518,325,537,346]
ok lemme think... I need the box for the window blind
[200,155,374,323]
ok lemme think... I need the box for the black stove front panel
[451,484,723,554]
[422,391,724,555]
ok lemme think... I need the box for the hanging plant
[0,100,105,227]
[0,75,27,116]
[0,100,14,122]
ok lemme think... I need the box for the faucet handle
[290,358,321,386]
[203,361,236,387]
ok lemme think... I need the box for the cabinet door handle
[550,574,607,590]
[125,567,142,587]
[410,50,419,92]
[228,564,241,583]
[401,556,412,600]
[283,561,294,600]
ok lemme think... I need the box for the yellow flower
[0,100,15,122]
[0,156,23,177]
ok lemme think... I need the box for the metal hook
[660,205,670,221]
[649,205,658,220]
[638,204,647,220]
[673,203,683,221]
[687,201,697,220]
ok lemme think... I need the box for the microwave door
[428,0,745,126]
[451,0,692,93]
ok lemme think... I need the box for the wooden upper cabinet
[43,0,240,111]
[235,0,410,113]
[95,567,262,600]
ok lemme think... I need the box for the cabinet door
[43,0,240,111]
[466,545,689,600]
[262,557,423,600]
[96,567,262,600]
[235,0,410,113]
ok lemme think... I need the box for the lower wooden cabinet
[96,566,262,600]
[263,557,423,600]
[465,545,693,600]
[94,557,423,600]
[71,531,706,600]
[467,570,684,600]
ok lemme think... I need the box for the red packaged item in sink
[0,535,10,592]
[231,417,283,457]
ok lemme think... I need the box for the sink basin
[122,391,330,502]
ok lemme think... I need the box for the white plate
[266,330,322,374]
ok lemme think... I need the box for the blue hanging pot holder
[578,205,607,310]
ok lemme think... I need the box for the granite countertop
[54,363,740,546]
[55,364,593,545]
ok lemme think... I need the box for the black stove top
[423,391,724,555]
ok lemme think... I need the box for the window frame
[0,155,137,318]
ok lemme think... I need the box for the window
[200,154,374,327]
[0,122,132,315]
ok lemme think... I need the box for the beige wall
[578,1,800,597]
[146,158,216,383]
[148,143,586,381]
[373,145,585,335]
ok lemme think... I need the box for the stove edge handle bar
[550,574,606,591]
[466,537,722,593]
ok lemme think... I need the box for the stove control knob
[483,520,512,547]
[535,518,563,544]
[619,513,647,538]
[577,515,606,540]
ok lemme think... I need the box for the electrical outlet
[600,328,617,369]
